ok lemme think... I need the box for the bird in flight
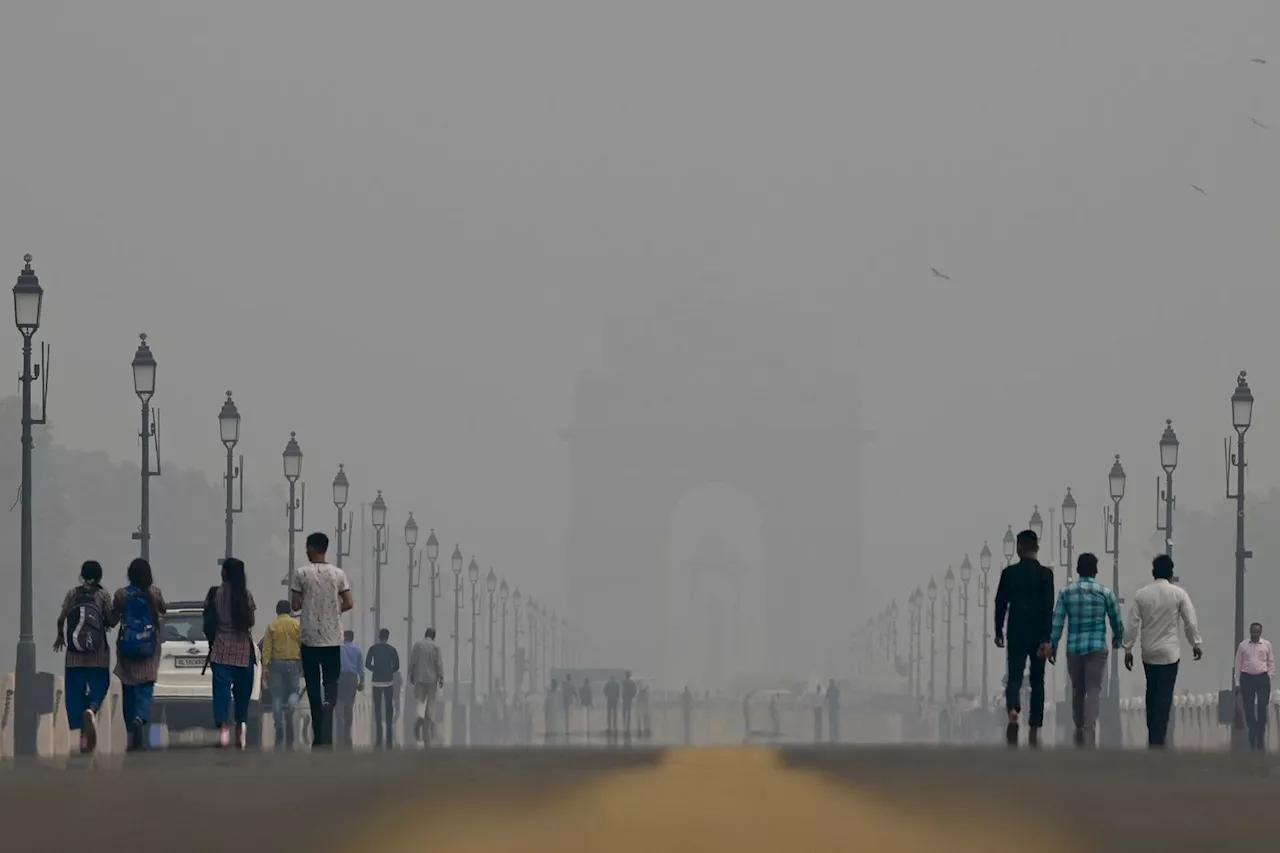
[1191,184,1208,196]
[1251,116,1270,129]
[1250,58,1267,64]
[930,267,951,281]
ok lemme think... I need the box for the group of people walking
[995,528,1227,749]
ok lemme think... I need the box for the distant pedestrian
[1236,621,1273,751]
[408,627,444,746]
[366,628,400,748]
[261,599,302,749]
[208,558,257,749]
[54,560,116,754]
[1123,555,1202,748]
[338,630,364,746]
[544,680,560,743]
[1048,553,1123,747]
[112,558,166,752]
[289,532,355,748]
[578,679,593,737]
[562,674,576,737]
[826,679,842,743]
[638,682,651,737]
[604,675,621,733]
[994,529,1055,747]
[622,671,637,734]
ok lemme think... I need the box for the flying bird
[1191,184,1208,196]
[930,267,951,281]
[1251,116,1270,129]
[1250,58,1267,64]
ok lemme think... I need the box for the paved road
[3,747,1276,852]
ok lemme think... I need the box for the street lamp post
[1059,487,1077,740]
[979,543,992,708]
[1029,506,1044,546]
[1157,421,1179,561]
[927,578,938,702]
[425,530,440,631]
[450,545,464,745]
[887,601,898,671]
[512,587,523,694]
[908,590,921,697]
[959,556,971,697]
[218,392,244,562]
[500,579,510,694]
[282,433,305,590]
[1101,454,1126,747]
[943,567,955,701]
[370,491,388,637]
[13,254,47,757]
[468,558,480,713]
[486,568,497,698]
[331,464,353,568]
[404,513,421,658]
[1003,526,1015,567]
[1226,371,1254,751]
[527,598,538,690]
[130,334,160,561]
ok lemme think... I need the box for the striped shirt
[209,584,257,668]
[1050,577,1124,656]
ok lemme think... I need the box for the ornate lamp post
[281,433,305,589]
[1002,526,1015,566]
[1227,371,1254,751]
[500,579,510,694]
[979,542,992,708]
[425,529,440,630]
[486,568,497,697]
[218,391,244,562]
[528,597,539,689]
[907,589,922,697]
[927,578,938,702]
[370,491,388,637]
[943,567,955,701]
[331,464,353,568]
[1101,454,1126,747]
[512,587,523,693]
[450,545,464,745]
[1060,488,1077,580]
[887,600,898,670]
[131,334,160,561]
[12,254,48,757]
[468,557,480,712]
[959,556,971,696]
[1157,421,1179,561]
[1029,506,1044,545]
[404,513,421,655]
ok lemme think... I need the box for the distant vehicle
[152,600,263,747]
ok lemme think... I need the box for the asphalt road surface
[3,746,1276,852]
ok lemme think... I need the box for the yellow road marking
[368,749,1069,853]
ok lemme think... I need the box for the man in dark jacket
[994,529,1055,747]
[365,628,400,748]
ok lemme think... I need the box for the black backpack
[66,584,106,654]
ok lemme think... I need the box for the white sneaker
[217,725,231,748]
[236,722,247,750]
[80,709,97,754]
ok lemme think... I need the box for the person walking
[1047,553,1123,747]
[825,679,842,743]
[1235,621,1274,751]
[365,628,400,748]
[1123,555,1202,748]
[993,529,1055,747]
[112,559,166,752]
[604,675,621,734]
[54,561,116,754]
[261,599,302,749]
[208,558,257,749]
[337,630,364,747]
[290,532,355,749]
[579,678,593,738]
[562,674,576,739]
[622,671,637,734]
[408,627,444,746]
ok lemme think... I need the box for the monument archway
[563,292,867,685]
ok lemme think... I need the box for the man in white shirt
[289,532,354,748]
[1235,621,1274,751]
[1123,555,1202,748]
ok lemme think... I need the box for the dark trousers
[606,701,618,731]
[372,686,395,747]
[336,673,358,746]
[1005,640,1047,727]
[1143,660,1179,747]
[301,644,341,747]
[1240,672,1271,750]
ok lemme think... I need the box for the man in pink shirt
[1236,621,1275,751]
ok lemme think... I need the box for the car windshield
[161,613,205,644]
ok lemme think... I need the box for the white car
[152,600,263,747]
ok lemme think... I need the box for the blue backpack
[118,585,157,660]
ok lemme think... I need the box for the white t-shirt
[289,562,350,648]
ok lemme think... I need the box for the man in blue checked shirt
[1048,553,1124,747]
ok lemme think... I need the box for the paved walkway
[3,747,1277,852]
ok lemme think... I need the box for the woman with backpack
[112,558,166,752]
[55,560,117,754]
[209,557,257,749]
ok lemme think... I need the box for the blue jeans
[65,667,110,730]
[121,682,155,726]
[268,660,301,746]
[212,662,255,726]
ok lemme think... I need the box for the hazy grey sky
[3,2,1279,650]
